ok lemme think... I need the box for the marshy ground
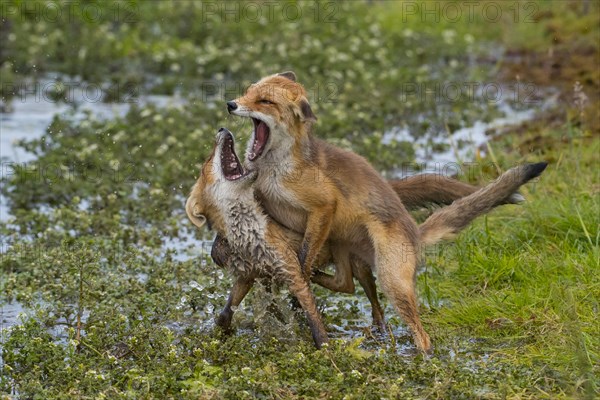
[0,1,598,398]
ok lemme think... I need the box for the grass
[1,1,599,398]
[424,135,599,393]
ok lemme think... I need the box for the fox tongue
[256,120,268,143]
[250,120,269,161]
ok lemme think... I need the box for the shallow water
[384,90,558,177]
[0,301,25,330]
[0,83,183,221]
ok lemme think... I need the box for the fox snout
[218,126,232,137]
[226,101,237,113]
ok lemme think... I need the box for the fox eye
[258,99,274,105]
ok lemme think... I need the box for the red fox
[226,71,547,352]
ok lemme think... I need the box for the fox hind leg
[351,257,386,331]
[369,222,431,353]
[311,244,356,294]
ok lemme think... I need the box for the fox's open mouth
[248,118,270,161]
[219,130,249,181]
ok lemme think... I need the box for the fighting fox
[225,71,547,352]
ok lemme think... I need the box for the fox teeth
[230,162,237,169]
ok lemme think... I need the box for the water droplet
[176,296,188,310]
[188,280,203,291]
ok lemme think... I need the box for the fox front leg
[212,234,254,331]
[311,248,386,332]
[216,276,254,331]
[286,273,329,349]
[298,204,336,280]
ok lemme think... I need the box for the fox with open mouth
[186,128,391,347]
[225,71,547,352]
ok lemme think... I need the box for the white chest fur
[255,171,307,234]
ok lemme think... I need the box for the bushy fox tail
[389,174,525,210]
[419,162,547,246]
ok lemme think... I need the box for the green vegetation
[1,1,598,398]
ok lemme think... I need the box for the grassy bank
[1,1,599,398]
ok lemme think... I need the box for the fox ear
[185,197,207,228]
[189,212,207,229]
[299,98,317,122]
[277,71,297,82]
